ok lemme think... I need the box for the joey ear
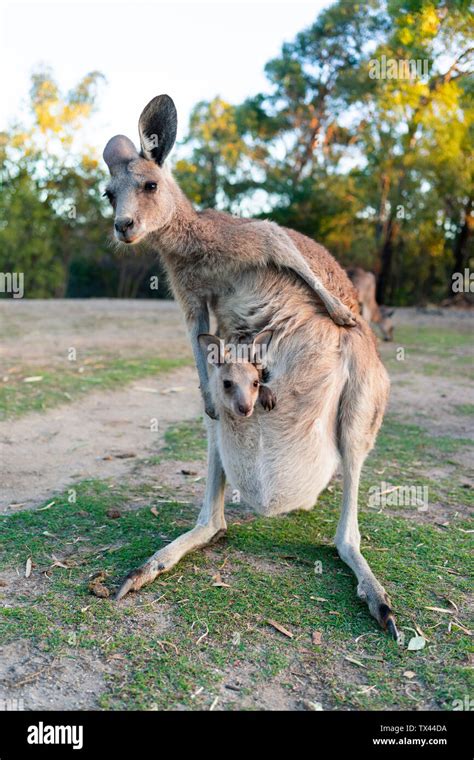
[103,135,139,174]
[138,94,178,165]
[252,330,273,365]
[198,334,225,366]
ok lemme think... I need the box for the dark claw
[379,602,399,641]
[115,577,135,601]
[386,617,400,641]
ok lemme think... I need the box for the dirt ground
[0,300,472,711]
[1,301,472,512]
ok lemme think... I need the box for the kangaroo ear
[198,334,225,366]
[138,94,178,165]
[103,135,139,174]
[252,330,273,365]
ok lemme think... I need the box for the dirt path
[1,365,201,512]
[0,301,473,712]
[1,302,472,511]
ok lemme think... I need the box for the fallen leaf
[415,624,430,642]
[0,579,7,587]
[302,699,323,711]
[403,671,417,679]
[344,656,366,668]
[50,555,68,570]
[407,635,426,651]
[267,619,293,639]
[211,571,230,588]
[150,507,159,517]
[38,501,55,511]
[106,509,121,519]
[312,630,322,646]
[451,619,472,636]
[181,469,198,476]
[25,557,32,578]
[23,376,43,383]
[424,606,454,615]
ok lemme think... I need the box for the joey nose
[114,217,134,234]
[238,403,251,416]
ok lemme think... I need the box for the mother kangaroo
[103,95,398,639]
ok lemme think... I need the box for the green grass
[0,355,191,419]
[161,418,208,461]
[382,324,474,380]
[453,404,474,416]
[1,415,472,711]
[1,319,472,710]
[392,325,473,353]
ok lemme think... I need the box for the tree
[177,0,473,304]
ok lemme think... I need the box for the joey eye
[253,380,259,388]
[103,189,115,205]
[144,181,157,193]
[223,380,232,390]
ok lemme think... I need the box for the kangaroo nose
[114,217,134,234]
[238,403,251,415]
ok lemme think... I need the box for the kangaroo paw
[329,303,357,327]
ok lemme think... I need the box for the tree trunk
[449,197,473,294]
[376,215,395,304]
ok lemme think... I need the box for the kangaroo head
[103,95,179,244]
[198,331,273,418]
[379,306,395,341]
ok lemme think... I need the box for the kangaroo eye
[144,181,157,193]
[103,189,115,205]
[253,380,259,388]
[223,380,232,390]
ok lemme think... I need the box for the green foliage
[176,0,473,304]
[0,68,167,299]
[1,5,472,302]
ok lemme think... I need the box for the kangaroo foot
[357,578,400,641]
[115,524,227,600]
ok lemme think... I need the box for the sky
[0,0,331,155]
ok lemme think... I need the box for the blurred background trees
[0,67,168,299]
[1,0,472,303]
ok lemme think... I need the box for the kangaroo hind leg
[116,418,226,600]
[335,344,399,639]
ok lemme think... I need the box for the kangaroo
[199,330,277,418]
[347,268,395,341]
[103,95,398,639]
[103,96,357,420]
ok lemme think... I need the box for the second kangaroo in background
[347,267,395,342]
